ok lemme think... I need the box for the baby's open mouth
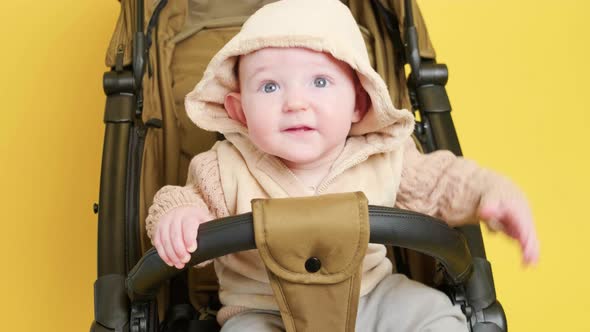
[283,126,314,132]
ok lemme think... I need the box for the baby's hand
[477,185,540,266]
[152,206,213,269]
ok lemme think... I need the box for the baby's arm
[395,138,539,265]
[146,150,229,269]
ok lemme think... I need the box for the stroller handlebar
[126,205,473,302]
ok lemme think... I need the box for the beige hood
[185,0,414,152]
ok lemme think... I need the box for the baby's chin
[276,150,338,170]
[252,139,344,170]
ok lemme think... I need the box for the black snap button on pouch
[305,257,321,273]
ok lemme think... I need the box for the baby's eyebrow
[248,65,271,78]
[242,66,275,88]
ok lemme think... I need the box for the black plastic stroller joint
[130,300,158,332]
[103,93,135,124]
[103,0,147,103]
[403,2,453,149]
[92,274,129,332]
[410,63,451,113]
[104,71,135,96]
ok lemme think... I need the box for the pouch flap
[252,192,369,284]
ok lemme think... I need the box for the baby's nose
[283,89,310,112]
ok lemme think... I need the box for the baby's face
[229,47,365,169]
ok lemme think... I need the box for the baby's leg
[356,274,468,331]
[220,309,285,332]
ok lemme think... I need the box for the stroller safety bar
[126,205,473,302]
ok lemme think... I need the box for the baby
[146,0,539,331]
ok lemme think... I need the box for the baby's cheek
[248,128,275,153]
[327,119,353,139]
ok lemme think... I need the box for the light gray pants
[221,274,468,331]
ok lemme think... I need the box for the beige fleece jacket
[146,136,498,324]
[145,0,507,325]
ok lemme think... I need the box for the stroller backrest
[186,0,276,24]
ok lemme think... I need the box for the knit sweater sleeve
[395,138,498,226]
[145,149,229,240]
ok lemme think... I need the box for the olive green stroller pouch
[252,192,370,332]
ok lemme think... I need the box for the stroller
[92,0,507,331]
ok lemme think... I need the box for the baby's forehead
[237,47,354,77]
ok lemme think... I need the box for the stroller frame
[92,1,506,331]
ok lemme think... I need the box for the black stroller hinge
[103,46,146,98]
[408,61,452,115]
[414,116,436,153]
[93,274,129,332]
[130,301,158,332]
[459,258,506,332]
[402,0,451,114]
[104,70,135,96]
[402,0,452,154]
[447,284,470,316]
[443,283,497,332]
[103,93,135,124]
[415,83,451,113]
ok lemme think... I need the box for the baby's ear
[352,84,370,123]
[224,92,247,126]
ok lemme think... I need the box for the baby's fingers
[478,201,501,222]
[521,227,540,265]
[170,220,189,268]
[182,217,199,254]
[485,218,505,233]
[497,203,540,266]
[160,219,183,268]
[153,223,173,267]
[479,202,507,233]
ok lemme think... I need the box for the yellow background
[0,1,588,331]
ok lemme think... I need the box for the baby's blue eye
[263,82,278,93]
[314,77,328,88]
